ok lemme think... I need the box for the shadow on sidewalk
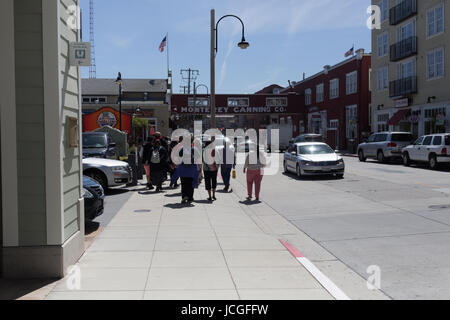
[164,203,195,209]
[85,221,100,236]
[164,192,182,198]
[239,200,262,206]
[0,278,58,300]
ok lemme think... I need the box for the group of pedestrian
[135,132,266,204]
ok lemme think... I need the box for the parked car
[284,142,345,178]
[82,132,119,160]
[402,133,450,170]
[83,157,132,190]
[357,132,415,163]
[83,175,105,221]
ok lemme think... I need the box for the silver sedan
[284,143,345,178]
[83,158,132,190]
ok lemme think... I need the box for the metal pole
[210,9,216,129]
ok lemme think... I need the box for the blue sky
[80,0,372,94]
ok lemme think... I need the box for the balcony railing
[390,36,417,62]
[389,76,417,97]
[390,0,417,25]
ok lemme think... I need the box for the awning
[387,109,411,126]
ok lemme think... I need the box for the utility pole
[180,68,199,95]
[210,9,216,129]
[89,0,97,78]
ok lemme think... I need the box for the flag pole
[166,32,170,75]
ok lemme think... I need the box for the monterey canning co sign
[173,106,288,114]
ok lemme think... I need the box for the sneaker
[223,186,229,192]
[212,196,217,201]
[207,197,213,202]
[147,184,155,190]
[182,197,189,204]
[246,196,252,201]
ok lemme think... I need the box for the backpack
[151,148,161,164]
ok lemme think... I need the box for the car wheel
[429,155,438,170]
[377,150,386,163]
[86,170,108,190]
[336,174,344,179]
[296,164,302,178]
[358,150,366,162]
[403,152,411,167]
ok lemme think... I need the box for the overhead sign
[69,42,91,66]
[395,98,409,108]
[172,106,288,114]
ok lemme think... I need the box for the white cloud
[108,34,136,47]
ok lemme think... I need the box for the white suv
[402,134,450,169]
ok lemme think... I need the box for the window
[305,89,312,105]
[397,20,416,42]
[82,96,107,104]
[316,84,324,102]
[433,136,443,145]
[346,105,358,139]
[428,3,444,37]
[397,58,416,78]
[377,67,389,91]
[330,79,339,99]
[445,135,450,145]
[415,136,425,145]
[377,113,389,132]
[368,134,376,143]
[423,136,433,145]
[378,0,389,22]
[375,134,388,142]
[377,32,389,57]
[346,71,357,95]
[227,98,249,107]
[329,119,339,129]
[188,97,210,107]
[427,48,444,80]
[266,97,287,107]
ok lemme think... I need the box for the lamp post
[115,72,123,131]
[210,10,249,129]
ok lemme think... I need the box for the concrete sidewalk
[44,178,388,300]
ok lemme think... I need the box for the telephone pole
[180,68,199,95]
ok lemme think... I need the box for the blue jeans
[221,166,232,188]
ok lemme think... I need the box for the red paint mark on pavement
[279,240,304,258]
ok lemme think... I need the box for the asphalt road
[234,154,450,300]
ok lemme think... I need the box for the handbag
[232,169,237,179]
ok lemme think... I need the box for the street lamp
[211,10,249,129]
[115,72,123,131]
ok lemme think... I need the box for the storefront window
[377,114,389,132]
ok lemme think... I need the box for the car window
[423,136,433,146]
[391,134,414,142]
[375,134,388,142]
[414,137,424,145]
[367,135,376,143]
[433,136,442,146]
[445,135,450,146]
[83,134,108,148]
[298,144,334,155]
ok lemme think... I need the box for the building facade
[1,0,84,278]
[282,51,372,151]
[171,92,301,132]
[82,78,171,137]
[371,0,450,136]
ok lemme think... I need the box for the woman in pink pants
[243,149,266,201]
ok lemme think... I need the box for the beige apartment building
[371,0,450,137]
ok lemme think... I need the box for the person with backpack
[149,138,168,192]
[170,147,199,204]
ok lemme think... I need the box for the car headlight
[301,160,313,166]
[337,159,344,165]
[82,188,94,199]
[111,166,127,172]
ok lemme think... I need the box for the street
[233,155,450,299]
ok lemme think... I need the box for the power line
[180,68,199,95]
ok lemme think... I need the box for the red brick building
[282,50,372,151]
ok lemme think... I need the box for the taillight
[388,142,397,148]
[442,148,447,155]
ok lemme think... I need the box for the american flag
[345,47,354,57]
[159,36,167,52]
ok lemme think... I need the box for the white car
[402,133,450,170]
[83,158,132,190]
[284,142,345,178]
